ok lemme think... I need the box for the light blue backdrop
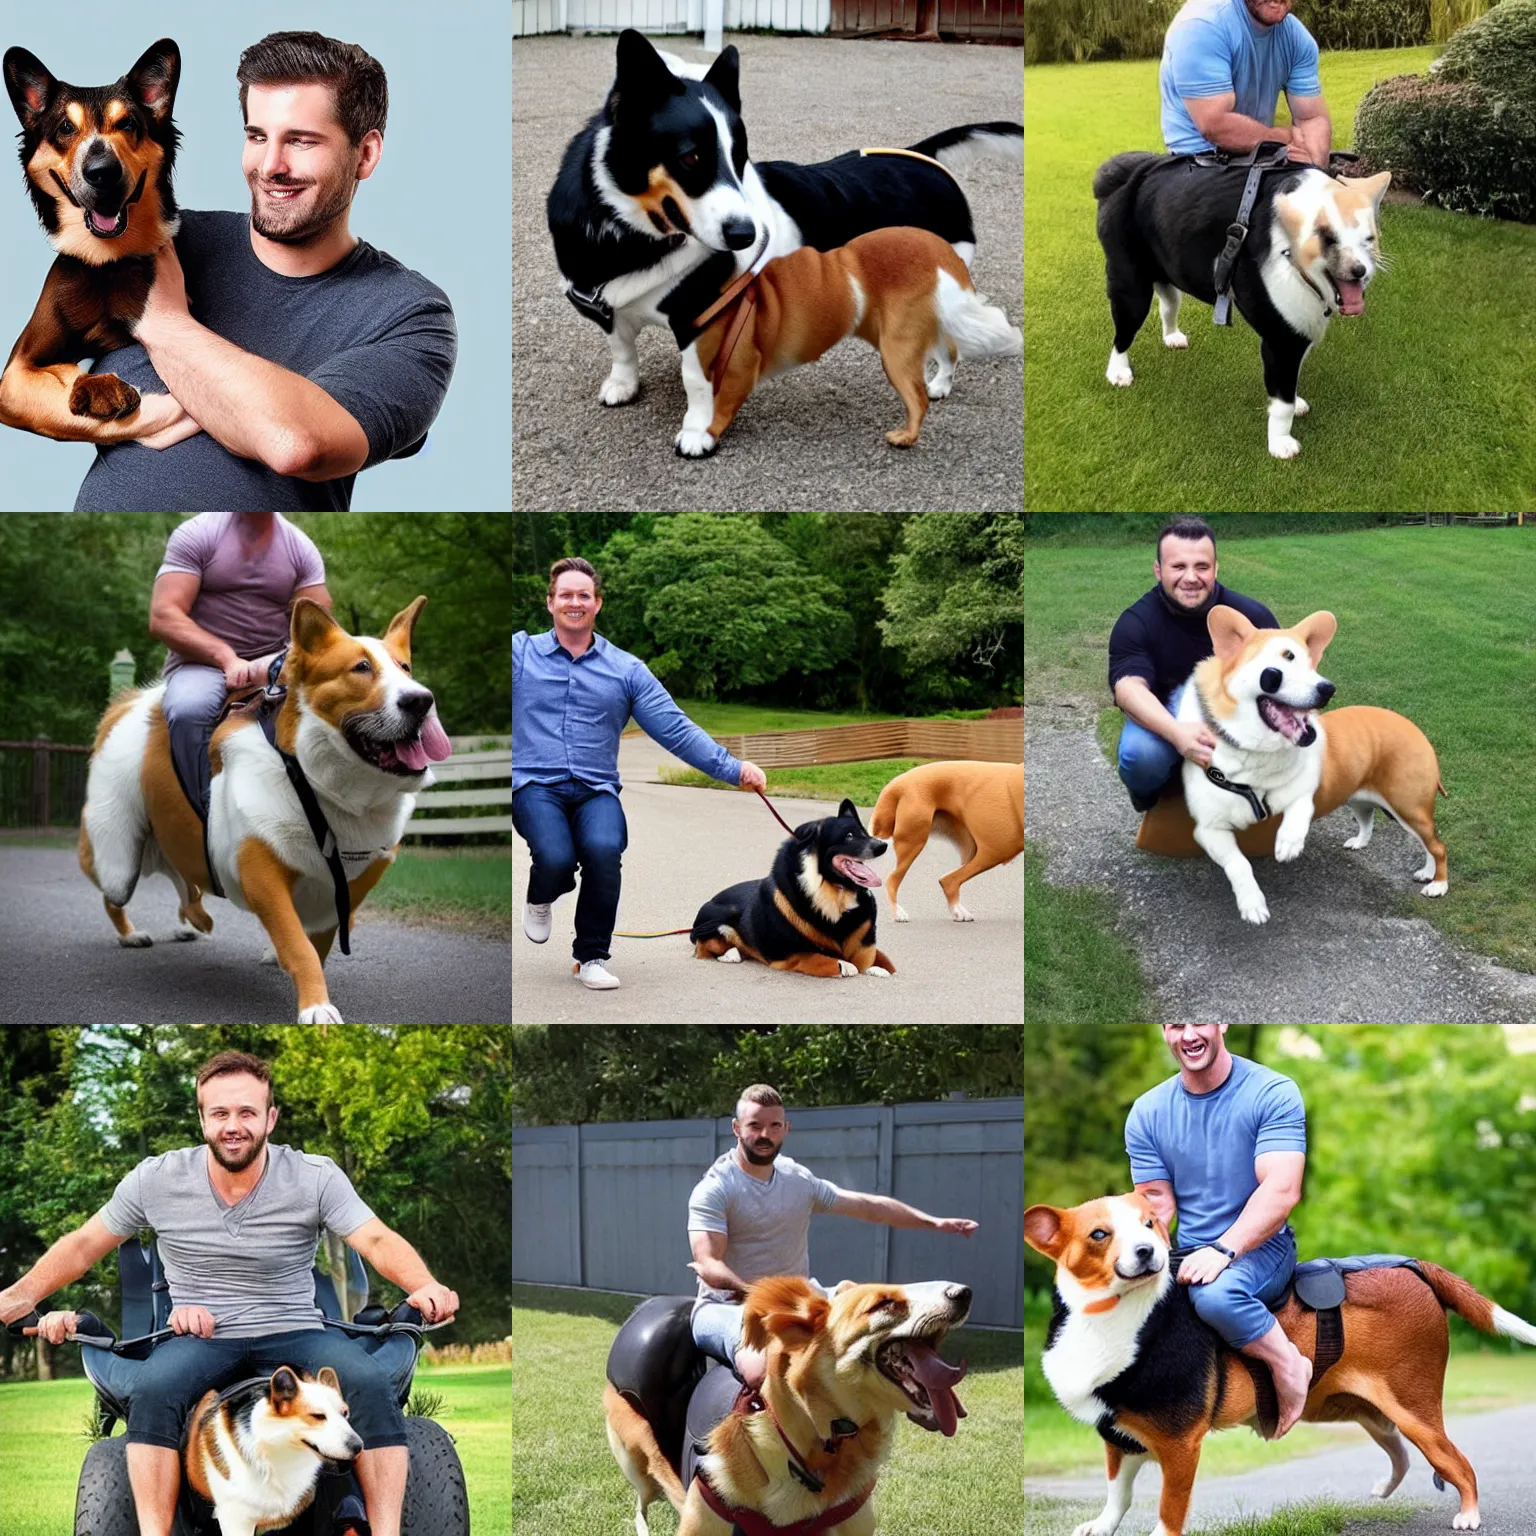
[0,0,509,511]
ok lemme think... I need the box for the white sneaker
[523,901,552,943]
[576,960,621,990]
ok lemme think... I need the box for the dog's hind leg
[1355,1408,1411,1499]
[1369,1387,1478,1528]
[1155,283,1188,350]
[926,337,958,400]
[1342,797,1377,850]
[878,331,933,448]
[1103,259,1152,387]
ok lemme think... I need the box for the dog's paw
[717,947,743,963]
[298,1004,345,1024]
[892,903,911,923]
[884,426,920,448]
[1274,830,1308,863]
[1342,832,1369,849]
[950,903,975,922]
[836,960,858,976]
[1268,434,1302,460]
[1238,898,1271,924]
[1421,879,1448,897]
[675,426,717,457]
[70,372,140,420]
[866,965,892,978]
[599,375,639,407]
[117,931,153,948]
[1293,394,1309,416]
[1451,1512,1481,1531]
[1162,328,1189,349]
[1106,353,1134,387]
[926,376,953,400]
[170,922,207,942]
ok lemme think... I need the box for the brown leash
[690,230,772,390]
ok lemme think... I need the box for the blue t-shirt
[1125,1053,1306,1247]
[1159,0,1323,154]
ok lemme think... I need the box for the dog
[678,225,1020,455]
[78,596,451,1023]
[546,28,1022,450]
[870,761,1023,922]
[690,798,895,977]
[1092,151,1390,458]
[1026,1192,1536,1535]
[1179,605,1447,925]
[185,1365,363,1536]
[1,38,179,437]
[605,1275,971,1535]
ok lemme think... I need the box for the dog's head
[784,799,887,917]
[1025,1192,1172,1311]
[3,38,180,262]
[742,1276,971,1440]
[1196,606,1337,751]
[1274,168,1391,319]
[257,1366,363,1470]
[595,28,759,256]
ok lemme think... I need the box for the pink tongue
[908,1345,968,1437]
[88,210,118,234]
[835,856,882,888]
[1335,278,1365,315]
[392,710,452,773]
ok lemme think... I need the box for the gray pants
[162,665,228,818]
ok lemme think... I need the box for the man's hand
[168,1305,216,1337]
[738,761,766,792]
[405,1281,458,1323]
[132,392,203,451]
[26,1311,80,1345]
[1178,1247,1234,1286]
[0,1286,38,1328]
[932,1218,978,1236]
[222,657,267,690]
[1172,720,1217,767]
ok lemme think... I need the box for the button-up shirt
[512,628,741,796]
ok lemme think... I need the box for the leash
[1204,140,1292,326]
[689,229,773,391]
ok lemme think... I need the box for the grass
[1027,1491,1419,1535]
[0,1364,510,1536]
[1023,48,1536,511]
[512,1282,1022,1536]
[364,846,511,937]
[1023,525,1536,975]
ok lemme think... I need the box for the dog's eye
[120,115,140,135]
[399,662,411,674]
[307,1413,325,1423]
[352,660,372,674]
[1089,1228,1110,1242]
[55,120,76,140]
[679,151,700,169]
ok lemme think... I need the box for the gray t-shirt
[687,1150,843,1316]
[75,209,458,511]
[99,1142,375,1337]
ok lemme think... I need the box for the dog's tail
[908,122,1022,173]
[1092,151,1164,203]
[1415,1261,1536,1345]
[936,270,1022,361]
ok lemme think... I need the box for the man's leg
[568,786,628,965]
[512,782,580,940]
[1239,1318,1313,1437]
[161,664,228,819]
[126,1445,181,1536]
[1116,685,1186,811]
[691,1301,764,1390]
[355,1446,409,1536]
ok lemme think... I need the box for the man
[1161,0,1333,165]
[0,1050,456,1536]
[1127,1023,1313,1436]
[687,1084,979,1387]
[1108,516,1278,811]
[10,30,457,511]
[512,556,767,991]
[150,512,331,819]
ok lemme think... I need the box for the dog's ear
[612,28,683,115]
[317,1366,342,1392]
[1293,610,1337,666]
[1024,1204,1067,1259]
[124,39,180,121]
[741,1276,828,1353]
[1206,605,1255,663]
[703,44,741,113]
[3,47,56,130]
[384,596,429,658]
[290,597,341,655]
[837,798,861,823]
[270,1367,301,1406]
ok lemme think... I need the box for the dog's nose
[398,689,434,726]
[1260,667,1282,694]
[1315,680,1335,703]
[947,1285,972,1307]
[1134,1243,1154,1266]
[81,147,125,193]
[721,215,757,250]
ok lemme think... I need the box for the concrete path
[511,736,1022,1023]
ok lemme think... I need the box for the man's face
[1244,0,1294,27]
[1154,536,1217,610]
[733,1103,786,1167]
[547,577,600,632]
[242,83,375,245]
[1163,1023,1227,1075]
[198,1072,278,1172]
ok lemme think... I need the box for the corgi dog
[78,596,451,1022]
[185,1366,363,1536]
[1177,606,1447,924]
[1026,1193,1536,1535]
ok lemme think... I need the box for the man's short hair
[548,557,601,599]
[1156,517,1217,563]
[237,31,388,145]
[195,1051,274,1112]
[736,1084,784,1115]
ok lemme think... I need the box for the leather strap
[709,283,759,391]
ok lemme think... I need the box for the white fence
[407,734,511,838]
[513,0,830,38]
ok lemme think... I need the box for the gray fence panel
[513,1096,1022,1327]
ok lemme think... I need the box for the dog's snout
[947,1284,972,1309]
[1133,1242,1154,1266]
[721,215,757,250]
[81,146,125,193]
[1260,667,1282,695]
[1314,679,1336,704]
[399,689,434,726]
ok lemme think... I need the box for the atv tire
[402,1414,469,1535]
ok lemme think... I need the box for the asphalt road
[1024,721,1536,1024]
[512,34,1023,512]
[1026,1401,1536,1534]
[0,846,510,1024]
[511,736,1023,1023]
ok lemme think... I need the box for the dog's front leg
[600,315,642,406]
[1071,1444,1146,1536]
[1273,796,1316,863]
[675,342,722,457]
[236,840,344,1022]
[1193,824,1270,924]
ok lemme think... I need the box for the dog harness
[1198,140,1292,326]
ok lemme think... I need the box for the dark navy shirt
[512,629,741,797]
[1108,581,1278,704]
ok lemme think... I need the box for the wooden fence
[407,734,512,838]
[706,717,1022,767]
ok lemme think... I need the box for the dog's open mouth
[84,205,131,239]
[1329,274,1366,316]
[877,1336,968,1436]
[831,855,882,888]
[1258,697,1314,744]
[346,710,453,775]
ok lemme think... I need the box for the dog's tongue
[834,855,882,888]
[87,209,120,236]
[1335,278,1365,315]
[393,710,452,772]
[909,1344,968,1437]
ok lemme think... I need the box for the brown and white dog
[675,225,1021,457]
[605,1276,971,1535]
[78,597,450,1022]
[1026,1193,1536,1535]
[871,761,1023,922]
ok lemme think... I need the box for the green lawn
[1023,49,1536,511]
[0,1364,509,1535]
[512,1283,1022,1536]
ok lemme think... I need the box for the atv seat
[605,1294,711,1476]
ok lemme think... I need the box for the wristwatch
[1213,1243,1237,1260]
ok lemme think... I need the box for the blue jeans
[691,1302,744,1369]
[87,1327,413,1450]
[1116,681,1188,798]
[1180,1227,1297,1349]
[162,664,228,818]
[511,779,628,962]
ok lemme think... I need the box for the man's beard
[249,175,356,246]
[206,1127,268,1172]
[740,1138,780,1167]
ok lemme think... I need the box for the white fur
[934,268,1021,360]
[1071,1450,1148,1536]
[81,687,159,909]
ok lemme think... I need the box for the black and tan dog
[676,224,1021,457]
[1,38,179,435]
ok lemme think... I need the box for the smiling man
[55,30,457,511]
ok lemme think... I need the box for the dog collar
[1203,766,1269,821]
[695,1469,872,1536]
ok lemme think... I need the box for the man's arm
[135,243,369,481]
[1133,1179,1178,1234]
[1216,1151,1305,1257]
[0,1213,124,1324]
[1284,93,1333,165]
[344,1217,457,1321]
[688,1230,753,1295]
[830,1191,977,1235]
[1184,92,1312,158]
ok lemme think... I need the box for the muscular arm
[0,1213,124,1322]
[149,573,332,675]
[829,1190,940,1230]
[689,1230,752,1295]
[1284,93,1333,164]
[1185,92,1308,156]
[344,1217,436,1294]
[1113,675,1183,745]
[1134,1179,1178,1234]
[1217,1151,1305,1257]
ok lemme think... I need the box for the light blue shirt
[511,628,741,796]
[1159,0,1322,154]
[1125,1053,1307,1247]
